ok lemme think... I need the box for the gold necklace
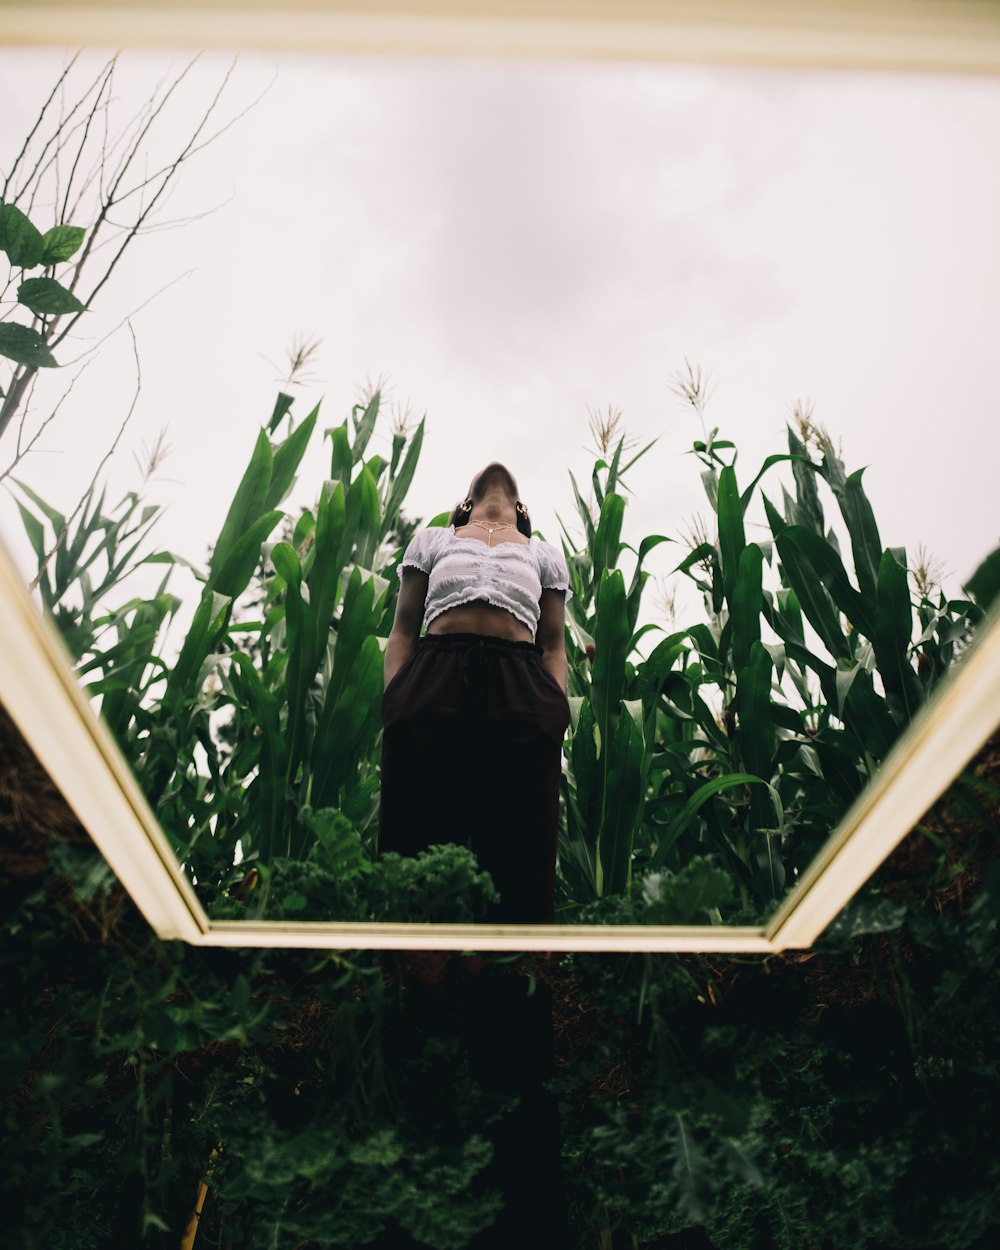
[468,518,517,547]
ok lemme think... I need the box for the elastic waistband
[416,631,543,658]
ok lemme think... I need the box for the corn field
[10,379,999,927]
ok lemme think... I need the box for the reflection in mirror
[2,48,998,932]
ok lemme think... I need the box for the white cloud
[1,48,998,647]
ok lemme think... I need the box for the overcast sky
[1,46,998,659]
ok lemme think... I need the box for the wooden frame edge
[1,1,999,75]
[0,537,208,943]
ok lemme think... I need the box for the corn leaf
[874,548,922,723]
[775,527,850,660]
[651,772,769,869]
[716,464,745,608]
[266,401,319,511]
[210,428,272,585]
[731,543,763,672]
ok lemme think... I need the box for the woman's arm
[385,568,428,688]
[536,587,568,693]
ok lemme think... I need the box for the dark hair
[449,497,532,537]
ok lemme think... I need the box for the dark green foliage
[0,835,509,1250]
[210,840,500,924]
[3,724,1000,1248]
[556,827,1000,1249]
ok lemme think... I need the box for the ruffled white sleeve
[539,541,573,603]
[398,527,441,575]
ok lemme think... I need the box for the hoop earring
[454,498,473,527]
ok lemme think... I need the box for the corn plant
[11,385,426,911]
[553,416,669,904]
[13,369,998,925]
[143,389,426,893]
[552,395,996,922]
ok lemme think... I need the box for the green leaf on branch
[267,390,294,434]
[382,414,425,533]
[212,509,283,600]
[0,322,58,368]
[598,698,646,895]
[788,425,825,535]
[301,806,372,880]
[8,475,67,532]
[593,492,625,588]
[0,202,44,267]
[17,276,86,316]
[209,427,273,585]
[839,466,883,601]
[306,477,347,628]
[40,223,86,263]
[350,390,380,464]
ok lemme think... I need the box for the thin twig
[0,54,259,444]
[57,267,195,368]
[0,356,97,484]
[14,55,114,211]
[1,50,80,197]
[29,322,143,594]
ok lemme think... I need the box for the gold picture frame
[2,0,998,951]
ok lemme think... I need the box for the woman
[377,460,573,924]
[376,462,576,1250]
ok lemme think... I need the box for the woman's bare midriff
[425,530,535,642]
[426,599,534,643]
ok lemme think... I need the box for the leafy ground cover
[1,701,998,1248]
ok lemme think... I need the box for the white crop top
[397,525,573,637]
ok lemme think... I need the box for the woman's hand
[537,587,568,692]
[384,569,427,688]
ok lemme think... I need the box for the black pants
[378,631,570,924]
[376,633,574,1248]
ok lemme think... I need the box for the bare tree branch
[29,322,143,595]
[0,356,97,484]
[58,267,196,368]
[0,51,261,445]
[2,50,80,197]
